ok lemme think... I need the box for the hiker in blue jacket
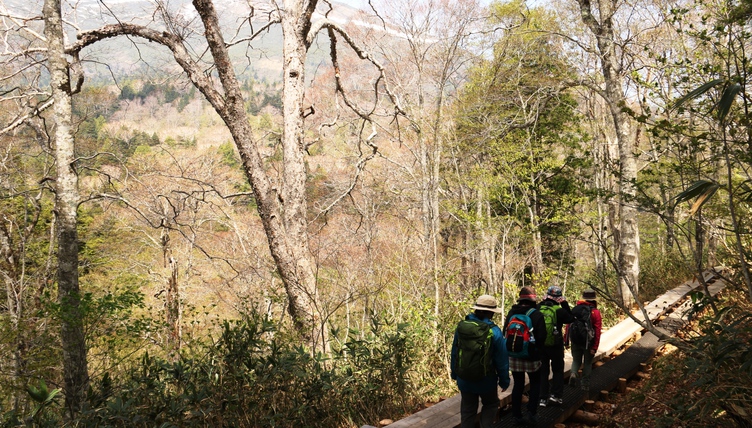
[451,294,510,428]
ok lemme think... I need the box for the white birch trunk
[576,0,640,307]
[44,0,89,415]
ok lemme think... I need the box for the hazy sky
[346,0,495,9]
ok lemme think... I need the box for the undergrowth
[607,287,752,428]
[2,310,443,428]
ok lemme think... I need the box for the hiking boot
[523,413,538,426]
[548,396,563,405]
[539,398,548,407]
[568,376,578,388]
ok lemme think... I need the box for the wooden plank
[384,396,461,428]
[593,269,718,359]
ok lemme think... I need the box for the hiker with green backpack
[450,294,510,428]
[537,285,573,408]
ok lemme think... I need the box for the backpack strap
[525,308,536,316]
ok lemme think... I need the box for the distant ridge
[2,0,385,82]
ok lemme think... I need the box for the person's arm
[450,331,459,379]
[558,301,574,325]
[591,308,603,353]
[533,311,547,346]
[492,326,510,390]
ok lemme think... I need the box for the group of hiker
[450,286,603,427]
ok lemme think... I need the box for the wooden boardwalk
[362,270,723,428]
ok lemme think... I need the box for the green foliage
[335,314,416,413]
[100,130,161,162]
[218,141,240,169]
[119,81,188,104]
[674,180,721,216]
[77,115,107,142]
[448,2,587,279]
[5,309,426,427]
[161,135,196,148]
[119,82,137,100]
[164,85,181,104]
[243,78,283,115]
[639,246,694,303]
[177,88,195,112]
[27,379,61,420]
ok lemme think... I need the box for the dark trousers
[460,389,499,428]
[540,345,565,399]
[512,369,541,418]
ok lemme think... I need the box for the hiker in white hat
[450,294,509,428]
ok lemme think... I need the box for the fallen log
[570,409,600,425]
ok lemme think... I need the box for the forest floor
[560,289,752,428]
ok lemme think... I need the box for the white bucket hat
[471,294,504,313]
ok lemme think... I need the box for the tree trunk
[526,187,544,276]
[162,227,181,359]
[44,0,89,416]
[279,0,326,351]
[187,0,325,352]
[613,101,639,308]
[577,0,640,308]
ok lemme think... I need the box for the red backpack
[505,308,536,358]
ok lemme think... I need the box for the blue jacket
[450,313,510,393]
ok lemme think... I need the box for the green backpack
[455,319,495,381]
[539,304,561,347]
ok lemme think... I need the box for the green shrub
[56,309,425,427]
[639,246,694,303]
[680,301,752,426]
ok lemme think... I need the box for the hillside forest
[1,0,751,426]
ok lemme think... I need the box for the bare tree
[358,0,487,320]
[60,0,405,352]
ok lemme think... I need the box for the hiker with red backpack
[537,285,573,407]
[564,288,603,392]
[503,286,547,426]
[450,294,510,428]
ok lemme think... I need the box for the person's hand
[589,349,596,355]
